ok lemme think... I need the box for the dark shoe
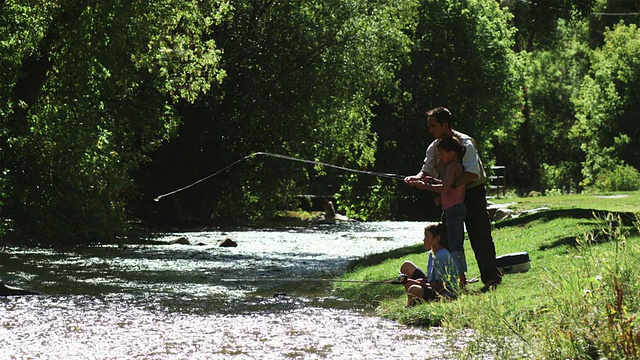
[480,280,500,293]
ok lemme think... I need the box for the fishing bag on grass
[496,252,530,274]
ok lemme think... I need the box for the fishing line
[154,151,407,202]
[154,154,254,202]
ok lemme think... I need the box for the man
[404,107,502,290]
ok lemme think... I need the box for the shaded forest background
[1,0,640,245]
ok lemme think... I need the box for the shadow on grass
[495,209,639,251]
[494,208,638,228]
[539,236,579,250]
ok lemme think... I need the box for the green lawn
[336,192,640,359]
[490,190,640,213]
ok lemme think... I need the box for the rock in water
[219,238,238,247]
[167,236,190,245]
[0,281,40,296]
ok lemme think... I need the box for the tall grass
[337,212,640,359]
[530,213,640,359]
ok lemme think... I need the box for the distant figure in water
[323,200,337,220]
[312,199,353,224]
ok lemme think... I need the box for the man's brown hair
[426,107,453,127]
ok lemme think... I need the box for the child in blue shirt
[399,223,459,306]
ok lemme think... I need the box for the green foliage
[142,0,419,222]
[131,1,230,103]
[0,1,230,243]
[535,214,640,359]
[522,19,591,191]
[4,0,640,240]
[572,22,640,189]
[540,162,582,194]
[594,164,640,192]
[361,0,520,218]
[336,177,398,221]
[503,10,640,193]
[407,0,520,145]
[0,170,6,238]
[500,0,596,52]
[491,2,640,194]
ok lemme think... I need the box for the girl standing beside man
[417,136,468,289]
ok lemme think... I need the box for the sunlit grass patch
[491,190,640,214]
[528,215,640,359]
[337,210,640,359]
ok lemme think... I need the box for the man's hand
[403,175,423,184]
[404,174,440,188]
[412,180,429,190]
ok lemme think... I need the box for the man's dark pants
[463,184,502,285]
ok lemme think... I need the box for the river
[1,221,465,359]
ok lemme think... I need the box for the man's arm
[424,163,458,193]
[455,171,479,188]
[455,135,481,187]
[405,140,439,185]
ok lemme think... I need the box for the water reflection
[1,221,463,358]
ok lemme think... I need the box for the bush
[594,164,640,192]
[540,163,581,194]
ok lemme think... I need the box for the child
[399,223,459,306]
[421,136,468,289]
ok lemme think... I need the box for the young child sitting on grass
[399,223,459,306]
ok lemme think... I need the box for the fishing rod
[154,151,407,202]
[251,152,406,181]
[221,274,408,285]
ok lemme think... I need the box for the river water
[1,221,465,359]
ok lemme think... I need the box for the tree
[137,0,418,222]
[499,0,597,52]
[488,1,600,192]
[587,0,640,46]
[572,22,640,188]
[0,1,230,244]
[512,19,592,192]
[364,0,520,217]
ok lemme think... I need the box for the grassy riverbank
[336,191,640,359]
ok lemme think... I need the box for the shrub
[541,163,581,194]
[594,164,640,192]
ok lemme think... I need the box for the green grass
[335,192,640,359]
[490,190,640,213]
